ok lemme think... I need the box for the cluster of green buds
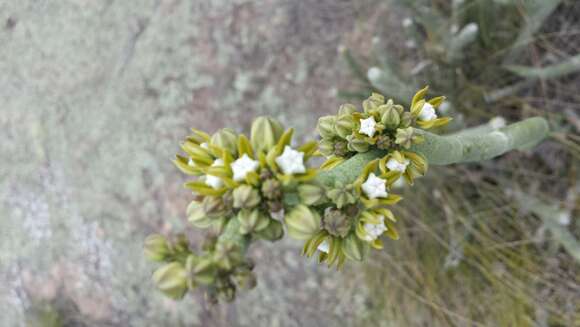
[317,86,449,184]
[174,116,318,238]
[148,117,320,302]
[278,88,444,267]
[285,159,404,267]
[144,233,256,302]
[146,87,451,302]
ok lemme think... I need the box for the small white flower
[361,173,388,199]
[231,154,259,182]
[188,158,195,167]
[200,142,209,149]
[418,102,437,121]
[318,239,330,253]
[205,159,224,189]
[275,146,306,175]
[359,117,377,137]
[363,215,387,241]
[386,158,410,173]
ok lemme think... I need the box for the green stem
[410,117,549,165]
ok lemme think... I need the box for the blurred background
[1,0,579,326]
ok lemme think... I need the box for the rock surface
[0,1,384,325]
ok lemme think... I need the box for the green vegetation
[340,0,579,325]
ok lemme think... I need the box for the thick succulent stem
[410,117,549,165]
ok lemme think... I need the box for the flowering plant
[145,87,549,303]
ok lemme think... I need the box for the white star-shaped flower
[361,173,388,199]
[205,158,224,189]
[318,239,330,253]
[188,158,196,167]
[275,146,306,175]
[418,102,437,121]
[363,215,387,241]
[386,158,410,173]
[359,117,377,137]
[231,154,259,182]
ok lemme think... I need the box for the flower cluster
[146,87,448,301]
[175,117,318,237]
[279,88,442,267]
[285,159,404,267]
[151,117,319,301]
[144,233,256,302]
[317,86,449,184]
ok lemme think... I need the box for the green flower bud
[381,106,401,129]
[318,139,335,157]
[341,233,369,261]
[400,112,413,128]
[250,116,284,154]
[338,103,357,116]
[256,219,284,241]
[152,262,188,300]
[317,115,337,139]
[335,114,354,139]
[362,93,385,113]
[214,242,243,271]
[233,185,261,209]
[322,208,352,237]
[326,183,357,209]
[211,128,238,156]
[202,195,231,218]
[395,127,421,149]
[237,209,270,235]
[261,179,282,200]
[144,234,171,262]
[298,184,326,205]
[187,200,213,228]
[191,258,217,285]
[285,204,321,240]
[347,136,370,153]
